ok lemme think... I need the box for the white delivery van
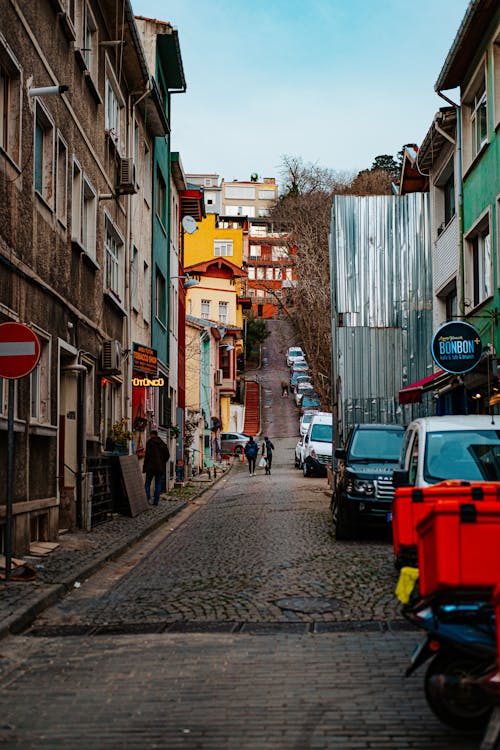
[393,415,500,487]
[302,413,333,477]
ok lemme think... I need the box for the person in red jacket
[142,430,170,505]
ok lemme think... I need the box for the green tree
[370,154,399,177]
[245,315,270,364]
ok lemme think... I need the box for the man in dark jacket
[262,436,275,475]
[143,430,170,505]
[244,436,258,476]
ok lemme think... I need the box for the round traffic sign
[0,322,41,379]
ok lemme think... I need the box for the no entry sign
[0,322,41,379]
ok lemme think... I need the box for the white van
[394,415,500,487]
[302,413,333,477]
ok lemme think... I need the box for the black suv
[331,423,405,539]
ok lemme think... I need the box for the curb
[0,463,233,640]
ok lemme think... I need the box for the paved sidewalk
[0,463,233,640]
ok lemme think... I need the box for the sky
[131,0,471,186]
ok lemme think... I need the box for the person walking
[262,436,275,475]
[281,380,289,397]
[143,429,170,505]
[244,436,258,476]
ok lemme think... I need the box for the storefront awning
[398,369,447,404]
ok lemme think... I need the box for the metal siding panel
[331,192,433,441]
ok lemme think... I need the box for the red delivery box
[392,482,500,568]
[416,500,500,598]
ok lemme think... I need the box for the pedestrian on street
[244,436,258,476]
[262,436,275,475]
[281,380,289,397]
[143,429,170,505]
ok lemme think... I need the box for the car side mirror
[392,469,410,487]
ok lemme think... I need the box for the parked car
[220,431,250,457]
[294,387,317,407]
[291,362,310,377]
[290,372,312,392]
[393,415,500,487]
[286,346,304,367]
[299,410,322,436]
[331,423,405,539]
[294,437,306,468]
[300,395,321,413]
[302,413,333,477]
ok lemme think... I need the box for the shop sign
[431,321,482,374]
[132,377,165,387]
[132,343,157,375]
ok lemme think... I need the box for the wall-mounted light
[220,344,235,351]
[171,273,199,289]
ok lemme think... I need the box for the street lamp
[171,273,199,290]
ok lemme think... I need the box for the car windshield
[310,424,332,443]
[424,429,500,483]
[302,397,320,407]
[349,429,404,462]
[289,348,302,357]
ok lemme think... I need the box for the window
[133,120,140,182]
[159,381,172,428]
[82,177,96,259]
[248,267,255,280]
[30,334,50,423]
[266,268,273,280]
[471,82,487,157]
[104,218,124,303]
[0,38,21,164]
[83,2,98,81]
[143,261,150,323]
[156,269,166,324]
[143,142,151,204]
[218,301,228,324]
[156,167,166,226]
[445,285,458,322]
[443,173,455,226]
[34,102,54,206]
[471,229,491,307]
[201,299,210,319]
[131,246,138,311]
[275,268,282,280]
[214,240,233,257]
[105,66,124,153]
[256,267,264,280]
[101,377,117,447]
[56,136,67,224]
[72,159,82,241]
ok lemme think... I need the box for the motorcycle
[403,594,497,731]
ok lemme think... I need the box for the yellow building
[184,214,248,431]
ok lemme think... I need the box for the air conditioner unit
[100,339,122,373]
[214,369,223,385]
[116,157,136,194]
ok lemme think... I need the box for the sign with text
[431,321,482,374]
[132,343,157,376]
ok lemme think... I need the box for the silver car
[220,432,251,457]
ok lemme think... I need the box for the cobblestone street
[0,321,484,749]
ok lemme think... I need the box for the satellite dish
[250,173,259,182]
[182,215,198,234]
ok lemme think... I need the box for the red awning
[398,369,446,405]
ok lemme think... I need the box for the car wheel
[333,495,354,540]
[234,445,243,457]
[294,454,299,468]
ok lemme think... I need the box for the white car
[294,437,306,468]
[394,415,500,487]
[300,410,327,436]
[286,346,304,367]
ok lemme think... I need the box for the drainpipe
[436,90,464,317]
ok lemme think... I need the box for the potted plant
[107,418,133,454]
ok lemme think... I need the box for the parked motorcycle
[403,595,497,731]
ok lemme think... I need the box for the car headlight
[346,476,375,496]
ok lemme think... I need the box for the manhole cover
[275,596,343,614]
